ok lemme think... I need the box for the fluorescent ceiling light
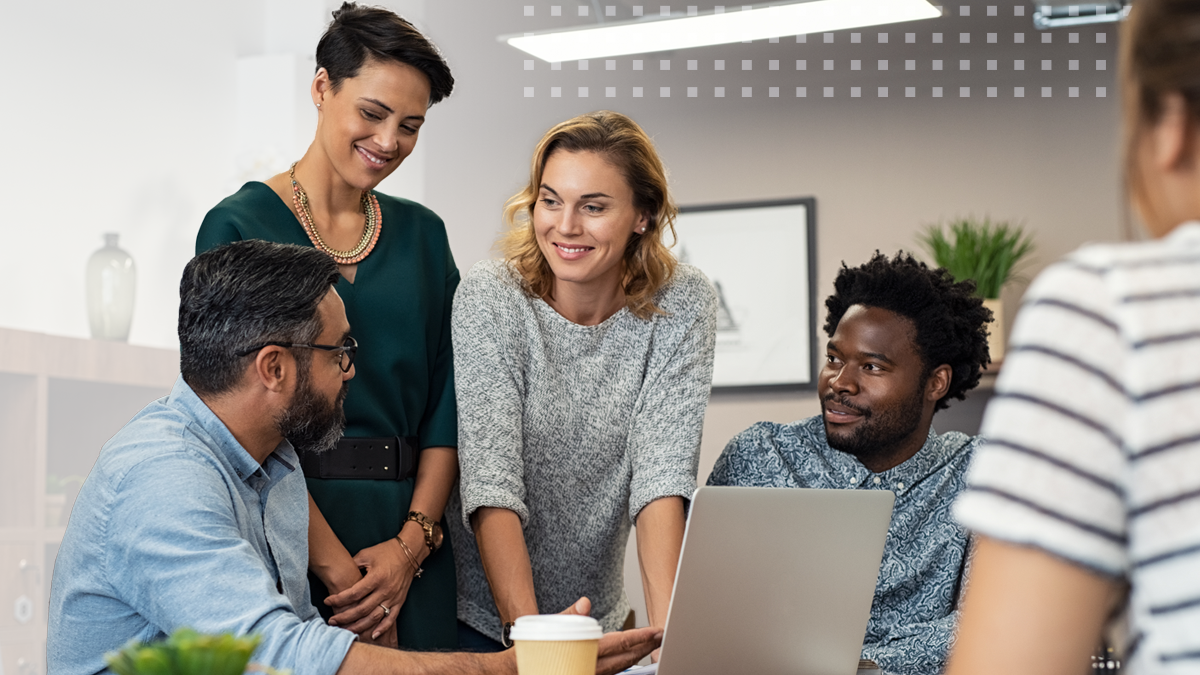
[1032,1,1129,29]
[502,0,941,62]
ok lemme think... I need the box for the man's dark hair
[823,251,992,411]
[316,2,454,105]
[179,241,340,397]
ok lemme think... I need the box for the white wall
[0,0,428,350]
[0,1,238,347]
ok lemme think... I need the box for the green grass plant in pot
[918,217,1035,363]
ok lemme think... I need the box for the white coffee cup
[510,615,603,675]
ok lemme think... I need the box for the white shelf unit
[0,327,177,675]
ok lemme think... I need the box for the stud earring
[316,103,322,109]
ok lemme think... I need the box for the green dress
[196,182,460,649]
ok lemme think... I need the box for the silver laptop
[653,486,895,675]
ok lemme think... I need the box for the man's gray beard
[275,364,347,455]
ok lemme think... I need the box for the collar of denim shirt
[167,375,300,492]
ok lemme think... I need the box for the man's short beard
[275,360,347,455]
[822,386,925,466]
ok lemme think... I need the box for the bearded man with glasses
[46,240,659,675]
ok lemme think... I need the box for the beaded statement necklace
[290,162,382,265]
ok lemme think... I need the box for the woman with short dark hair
[196,2,459,650]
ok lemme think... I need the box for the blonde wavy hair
[498,111,678,320]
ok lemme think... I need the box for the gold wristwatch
[407,510,443,553]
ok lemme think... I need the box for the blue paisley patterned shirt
[707,416,980,675]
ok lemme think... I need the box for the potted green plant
[917,217,1035,363]
[105,628,288,675]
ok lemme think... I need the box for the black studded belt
[300,436,419,481]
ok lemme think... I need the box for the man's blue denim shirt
[47,376,355,675]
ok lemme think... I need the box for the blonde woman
[449,111,717,651]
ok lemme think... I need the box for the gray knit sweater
[449,259,717,639]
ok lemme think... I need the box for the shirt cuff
[629,477,696,522]
[459,487,530,531]
[299,622,357,675]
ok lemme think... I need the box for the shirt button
[873,477,881,485]
[896,482,905,490]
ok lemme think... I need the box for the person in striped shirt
[948,1,1200,673]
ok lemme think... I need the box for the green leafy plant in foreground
[105,628,289,675]
[918,217,1035,299]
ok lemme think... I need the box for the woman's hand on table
[596,627,662,675]
[558,597,663,675]
[325,522,427,639]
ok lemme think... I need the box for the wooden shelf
[0,327,177,675]
[0,328,177,387]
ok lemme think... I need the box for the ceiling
[485,0,1119,93]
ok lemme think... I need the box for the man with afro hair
[708,251,992,675]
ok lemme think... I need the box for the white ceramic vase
[45,493,65,528]
[86,233,136,341]
[982,297,1005,364]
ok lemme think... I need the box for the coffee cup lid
[509,615,603,641]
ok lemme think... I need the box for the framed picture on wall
[674,197,817,390]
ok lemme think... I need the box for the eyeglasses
[237,336,358,373]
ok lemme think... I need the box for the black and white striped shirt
[955,222,1200,674]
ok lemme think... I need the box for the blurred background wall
[418,0,1121,479]
[0,0,1121,670]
